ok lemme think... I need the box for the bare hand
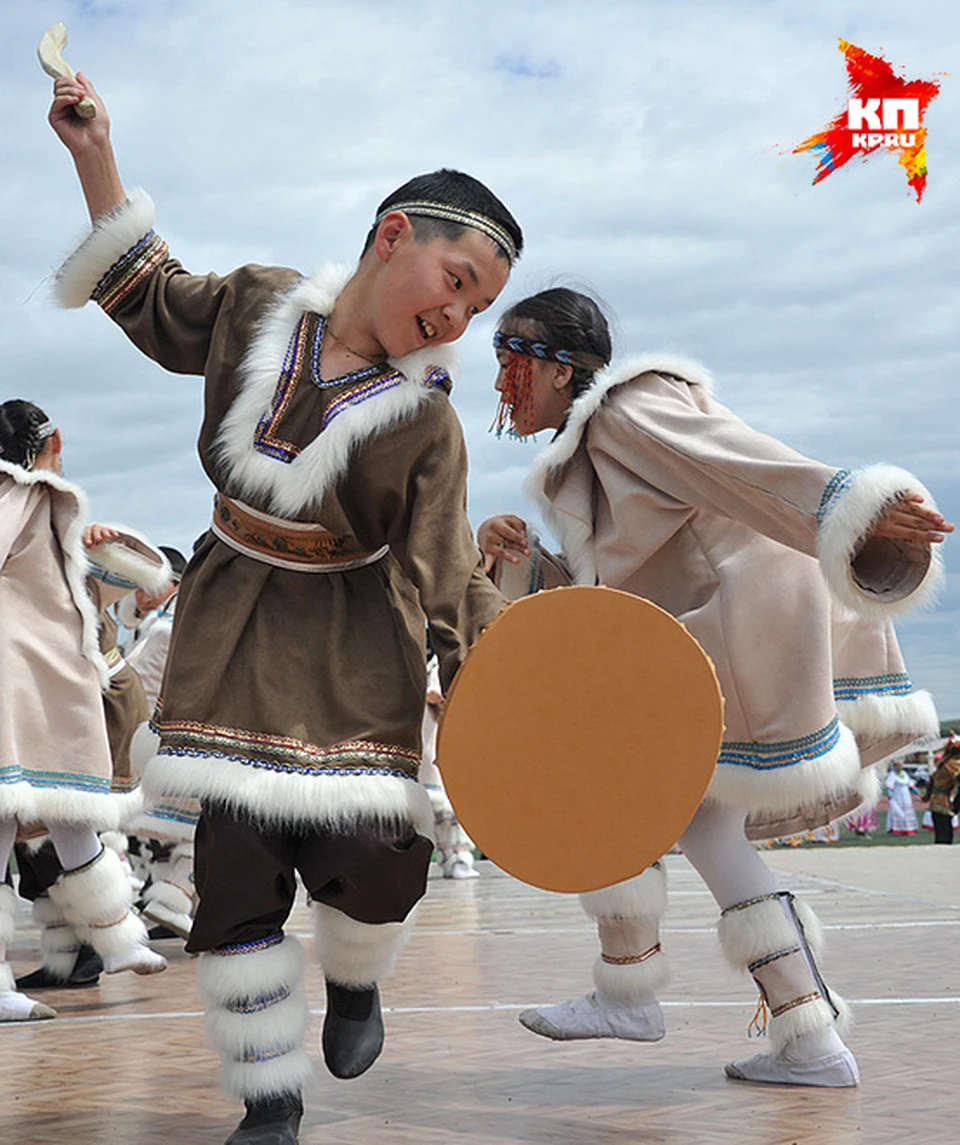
[870,494,954,546]
[49,72,111,156]
[83,523,121,549]
[478,514,531,573]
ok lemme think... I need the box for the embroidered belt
[212,494,388,573]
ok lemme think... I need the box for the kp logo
[795,40,942,202]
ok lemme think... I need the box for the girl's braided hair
[0,400,51,469]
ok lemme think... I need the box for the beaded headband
[493,331,575,365]
[376,200,518,263]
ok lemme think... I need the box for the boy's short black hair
[361,169,523,263]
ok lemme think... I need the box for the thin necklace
[325,323,388,368]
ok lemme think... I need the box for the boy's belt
[212,494,388,573]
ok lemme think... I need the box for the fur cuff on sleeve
[86,527,173,608]
[817,463,944,619]
[55,189,156,308]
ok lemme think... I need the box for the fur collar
[0,460,108,686]
[522,353,713,585]
[214,264,459,518]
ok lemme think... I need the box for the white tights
[677,801,777,909]
[0,818,103,883]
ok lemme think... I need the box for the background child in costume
[925,736,960,844]
[49,68,519,1145]
[478,286,950,1089]
[884,760,919,836]
[0,399,168,1023]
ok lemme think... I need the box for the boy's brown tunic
[56,191,503,839]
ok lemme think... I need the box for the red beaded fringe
[491,353,534,438]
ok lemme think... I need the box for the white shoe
[519,992,665,1042]
[446,859,479,879]
[102,946,168,976]
[141,899,193,941]
[725,1047,860,1087]
[0,989,57,1022]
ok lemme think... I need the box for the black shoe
[16,944,103,990]
[224,1093,303,1144]
[321,980,384,1079]
[147,924,180,941]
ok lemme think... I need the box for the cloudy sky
[4,2,959,711]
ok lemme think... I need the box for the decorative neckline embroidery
[311,314,385,389]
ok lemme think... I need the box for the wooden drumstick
[38,23,96,119]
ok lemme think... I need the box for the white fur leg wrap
[34,899,81,979]
[579,862,667,922]
[48,846,149,958]
[718,892,849,1051]
[593,947,670,1005]
[313,902,415,987]
[0,885,16,947]
[198,934,311,1100]
[0,963,14,992]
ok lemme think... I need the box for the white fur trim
[54,189,157,308]
[129,722,160,777]
[24,787,126,833]
[220,1050,314,1101]
[593,950,669,1005]
[39,923,81,980]
[707,719,863,823]
[0,965,14,992]
[198,935,304,1004]
[837,688,939,742]
[213,264,459,518]
[87,526,172,596]
[0,782,38,823]
[523,355,712,585]
[0,459,108,687]
[579,863,666,921]
[767,994,846,1052]
[207,993,310,1092]
[817,464,944,618]
[717,894,804,972]
[313,902,415,986]
[0,885,16,946]
[143,752,435,837]
[99,831,128,857]
[48,846,133,927]
[198,936,313,1099]
[32,896,66,928]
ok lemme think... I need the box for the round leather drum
[437,586,724,893]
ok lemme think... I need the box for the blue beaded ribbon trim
[215,933,285,957]
[816,469,853,526]
[834,672,913,702]
[718,717,841,772]
[226,986,292,1015]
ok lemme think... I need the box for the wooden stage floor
[3,848,958,1145]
